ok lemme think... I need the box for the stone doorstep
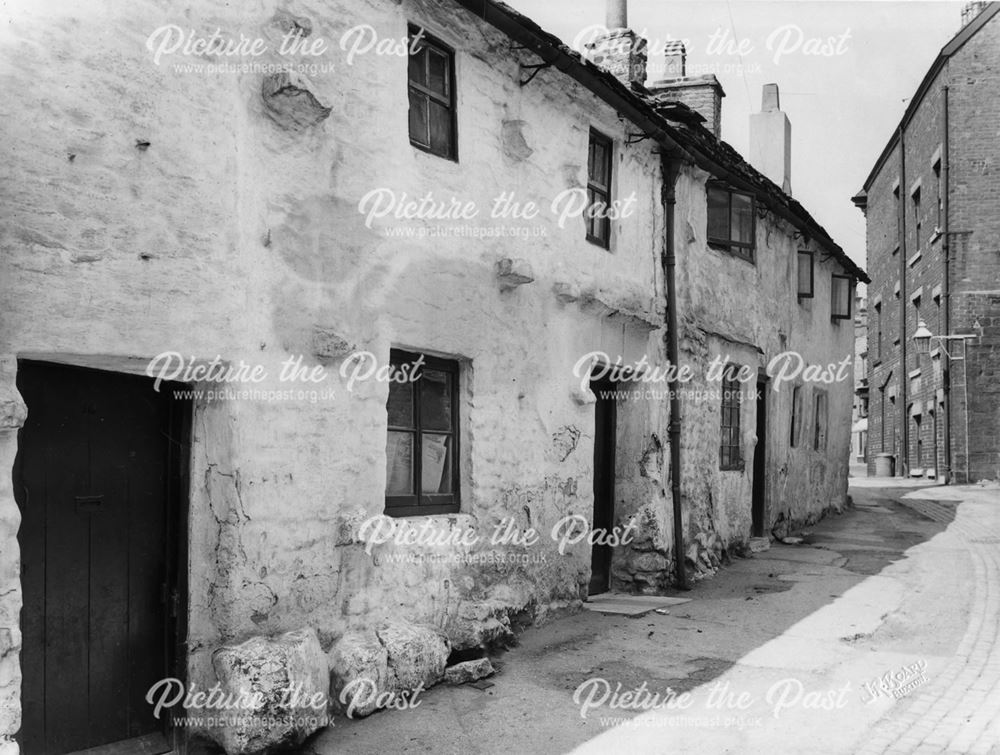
[583,593,692,616]
[749,536,771,553]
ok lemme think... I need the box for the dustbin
[874,453,895,477]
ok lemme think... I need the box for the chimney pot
[761,83,780,112]
[606,0,627,30]
[662,40,686,78]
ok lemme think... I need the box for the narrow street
[311,480,1000,754]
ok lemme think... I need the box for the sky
[505,0,966,272]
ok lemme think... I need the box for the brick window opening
[894,183,901,246]
[912,186,922,251]
[933,159,942,230]
[586,129,613,249]
[874,301,882,360]
[719,368,743,470]
[385,349,460,516]
[408,27,457,160]
[707,184,755,262]
[831,274,852,320]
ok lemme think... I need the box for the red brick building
[853,1,1000,483]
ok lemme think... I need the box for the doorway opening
[751,377,767,538]
[589,377,617,596]
[14,360,190,755]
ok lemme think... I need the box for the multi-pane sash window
[719,370,742,470]
[408,27,456,160]
[797,251,814,298]
[707,184,755,261]
[831,274,852,320]
[385,350,460,516]
[586,130,613,248]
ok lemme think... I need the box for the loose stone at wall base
[328,621,450,718]
[209,627,329,755]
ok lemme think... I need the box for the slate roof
[453,0,869,283]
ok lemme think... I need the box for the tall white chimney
[749,83,792,195]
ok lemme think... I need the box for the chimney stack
[586,0,647,88]
[749,83,792,195]
[646,41,725,138]
[961,1,988,27]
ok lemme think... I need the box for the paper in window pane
[707,187,729,241]
[427,49,449,96]
[408,42,426,86]
[420,369,452,431]
[387,380,413,427]
[428,100,452,156]
[421,433,451,493]
[408,90,428,146]
[731,193,753,245]
[386,431,413,495]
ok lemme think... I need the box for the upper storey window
[708,184,755,262]
[408,27,457,161]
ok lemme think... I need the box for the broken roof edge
[857,2,1000,194]
[451,0,869,284]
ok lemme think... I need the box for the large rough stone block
[375,621,449,691]
[210,627,329,755]
[327,629,389,718]
[444,658,494,685]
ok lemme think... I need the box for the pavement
[309,479,1000,755]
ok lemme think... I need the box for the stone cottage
[0,0,865,752]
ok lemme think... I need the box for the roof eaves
[451,0,869,283]
[859,2,1000,192]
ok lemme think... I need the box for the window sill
[907,250,922,267]
[384,503,464,518]
[708,242,755,265]
[411,141,459,164]
[586,235,612,251]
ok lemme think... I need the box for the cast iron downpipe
[898,125,909,477]
[941,85,952,484]
[662,155,688,590]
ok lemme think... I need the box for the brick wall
[864,9,1000,482]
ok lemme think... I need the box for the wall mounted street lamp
[912,319,982,483]
[913,319,982,357]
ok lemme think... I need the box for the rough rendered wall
[673,164,854,568]
[0,0,667,717]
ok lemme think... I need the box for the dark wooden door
[589,378,616,595]
[751,378,767,537]
[15,361,186,754]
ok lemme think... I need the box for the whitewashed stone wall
[0,0,668,743]
[672,164,854,573]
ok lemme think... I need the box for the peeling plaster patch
[550,425,580,462]
[501,119,533,162]
[639,433,663,480]
[271,9,313,37]
[262,72,332,131]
